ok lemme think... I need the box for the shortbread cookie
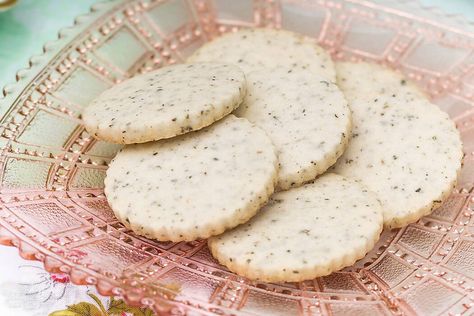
[333,91,463,228]
[83,63,246,144]
[208,173,384,282]
[188,28,335,80]
[234,67,351,190]
[336,61,425,101]
[105,115,278,242]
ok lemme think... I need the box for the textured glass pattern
[0,0,473,314]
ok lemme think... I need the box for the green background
[0,0,473,89]
[0,0,97,89]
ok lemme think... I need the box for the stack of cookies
[82,28,463,283]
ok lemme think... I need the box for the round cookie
[336,61,426,101]
[83,63,246,144]
[105,115,278,242]
[188,28,335,80]
[208,173,384,282]
[333,87,463,228]
[234,67,351,190]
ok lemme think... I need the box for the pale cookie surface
[188,28,335,80]
[234,67,351,190]
[83,63,246,144]
[208,173,383,282]
[336,61,426,101]
[333,89,463,228]
[105,115,278,242]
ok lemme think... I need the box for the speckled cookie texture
[234,67,351,190]
[208,173,384,282]
[334,62,463,228]
[104,115,278,242]
[188,28,336,80]
[83,63,246,144]
[336,61,426,101]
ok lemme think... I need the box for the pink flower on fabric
[17,265,70,302]
[50,273,70,284]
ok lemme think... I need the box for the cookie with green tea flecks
[83,63,246,144]
[188,28,335,80]
[208,173,383,282]
[335,61,426,101]
[235,67,351,190]
[333,62,463,228]
[105,115,278,242]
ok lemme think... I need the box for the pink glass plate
[1,0,474,315]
